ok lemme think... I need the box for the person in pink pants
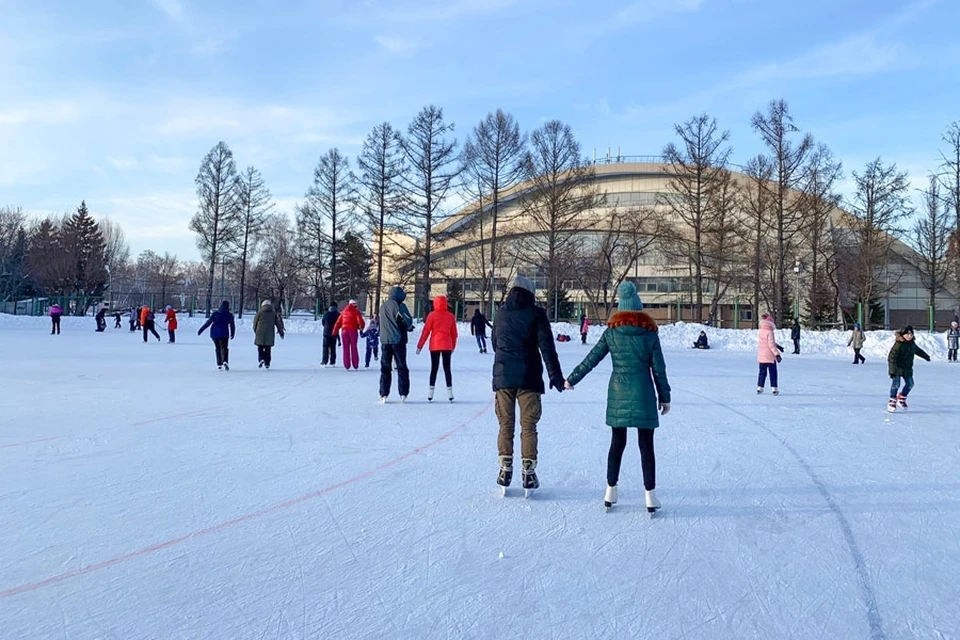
[332,300,366,370]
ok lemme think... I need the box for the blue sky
[2,0,958,260]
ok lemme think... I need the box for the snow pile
[1,314,950,360]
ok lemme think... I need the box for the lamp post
[105,263,111,310]
[793,258,800,322]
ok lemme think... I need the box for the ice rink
[1,314,958,639]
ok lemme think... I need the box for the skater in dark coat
[470,309,493,353]
[113,311,122,329]
[321,304,340,367]
[360,316,380,368]
[693,331,710,349]
[887,325,930,412]
[492,275,565,494]
[95,307,107,332]
[49,303,63,335]
[378,286,414,401]
[198,300,236,370]
[565,281,670,512]
[791,319,801,354]
[253,300,284,368]
[947,321,959,363]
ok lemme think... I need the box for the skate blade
[524,489,534,499]
[500,486,508,497]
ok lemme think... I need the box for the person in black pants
[378,287,414,401]
[142,308,160,342]
[198,300,236,370]
[321,303,340,367]
[791,319,801,354]
[113,311,122,328]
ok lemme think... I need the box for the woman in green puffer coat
[565,282,671,513]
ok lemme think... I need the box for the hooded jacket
[757,316,779,364]
[567,311,671,429]
[491,287,564,393]
[165,308,178,331]
[49,304,63,318]
[888,332,930,377]
[379,287,414,345]
[321,306,340,336]
[253,302,285,346]
[198,301,235,340]
[361,317,380,346]
[417,296,458,352]
[848,327,865,349]
[332,302,365,334]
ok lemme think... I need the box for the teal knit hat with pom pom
[616,281,643,311]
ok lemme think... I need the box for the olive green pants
[495,388,542,460]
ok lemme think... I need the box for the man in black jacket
[470,308,493,353]
[492,275,565,494]
[321,303,340,367]
[791,319,801,354]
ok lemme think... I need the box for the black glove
[776,344,785,353]
[197,329,203,336]
[775,355,782,363]
[924,355,931,362]
[549,379,564,393]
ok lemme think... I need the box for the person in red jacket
[332,300,366,370]
[164,306,178,343]
[417,295,459,401]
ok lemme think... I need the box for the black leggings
[214,338,229,366]
[143,324,160,342]
[607,428,656,490]
[257,345,272,366]
[429,350,453,387]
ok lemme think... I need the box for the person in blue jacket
[361,315,381,368]
[198,300,236,370]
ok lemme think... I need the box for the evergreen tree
[63,201,107,310]
[333,230,372,304]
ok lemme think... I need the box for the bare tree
[519,120,603,321]
[462,109,526,317]
[845,158,914,330]
[659,114,732,322]
[400,105,460,312]
[257,214,299,314]
[357,122,406,312]
[739,155,774,326]
[799,144,843,327]
[190,141,241,316]
[702,169,746,324]
[0,207,28,299]
[295,200,329,311]
[233,166,274,317]
[305,148,356,304]
[913,175,952,315]
[98,218,130,275]
[939,122,960,315]
[751,100,815,322]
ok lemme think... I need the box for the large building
[380,157,959,329]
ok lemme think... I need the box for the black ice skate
[497,456,513,495]
[521,458,539,498]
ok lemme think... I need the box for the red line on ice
[0,397,491,599]
[0,436,61,450]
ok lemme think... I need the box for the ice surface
[1,314,958,639]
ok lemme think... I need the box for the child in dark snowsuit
[887,325,931,412]
[361,316,380,368]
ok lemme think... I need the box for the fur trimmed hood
[606,311,658,332]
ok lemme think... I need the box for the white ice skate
[447,386,454,402]
[757,386,763,394]
[886,399,896,413]
[604,485,618,509]
[378,396,387,404]
[427,386,435,402]
[645,489,661,515]
[772,387,780,396]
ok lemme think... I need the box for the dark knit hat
[901,324,914,335]
[616,281,643,311]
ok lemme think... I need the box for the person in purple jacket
[198,300,236,370]
[49,303,63,335]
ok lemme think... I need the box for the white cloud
[0,101,81,126]
[107,156,139,170]
[374,36,421,55]
[152,0,185,22]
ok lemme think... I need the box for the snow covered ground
[1,314,959,639]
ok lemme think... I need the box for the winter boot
[447,386,454,402]
[772,387,780,396]
[757,386,763,394]
[521,458,540,491]
[604,485,618,508]
[258,360,264,368]
[427,386,435,402]
[897,394,908,410]
[497,456,513,489]
[645,489,661,513]
[887,398,897,413]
